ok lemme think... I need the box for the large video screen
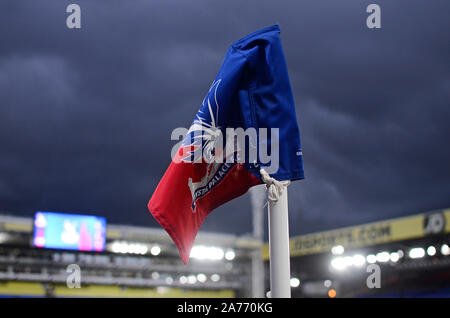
[33,212,107,252]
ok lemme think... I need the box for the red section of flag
[148,161,260,264]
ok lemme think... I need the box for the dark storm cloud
[0,0,449,236]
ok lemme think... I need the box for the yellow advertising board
[262,208,450,260]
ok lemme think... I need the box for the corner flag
[148,25,304,264]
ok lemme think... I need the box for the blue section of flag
[202,24,304,181]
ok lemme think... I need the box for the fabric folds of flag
[148,25,304,264]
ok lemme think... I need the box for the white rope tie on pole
[260,168,290,203]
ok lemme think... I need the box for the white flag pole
[268,185,291,298]
[260,169,291,298]
[249,185,267,298]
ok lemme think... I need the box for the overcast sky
[0,0,449,238]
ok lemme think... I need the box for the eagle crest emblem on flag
[175,79,237,212]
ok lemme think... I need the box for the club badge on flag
[148,25,304,264]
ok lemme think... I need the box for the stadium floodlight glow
[324,280,332,288]
[111,241,148,255]
[390,252,400,263]
[197,273,207,283]
[0,233,9,244]
[409,247,425,259]
[190,246,207,260]
[376,251,390,263]
[139,245,148,254]
[211,274,221,282]
[128,243,138,254]
[129,243,148,255]
[331,257,347,270]
[366,254,377,264]
[225,249,236,261]
[150,245,161,256]
[331,245,345,255]
[152,272,160,280]
[210,247,225,260]
[190,246,224,261]
[440,244,450,256]
[352,254,366,267]
[135,243,148,255]
[112,241,130,254]
[187,275,197,284]
[343,256,354,267]
[165,276,173,285]
[179,276,187,284]
[397,250,404,258]
[427,246,436,256]
[111,241,126,254]
[290,278,300,288]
